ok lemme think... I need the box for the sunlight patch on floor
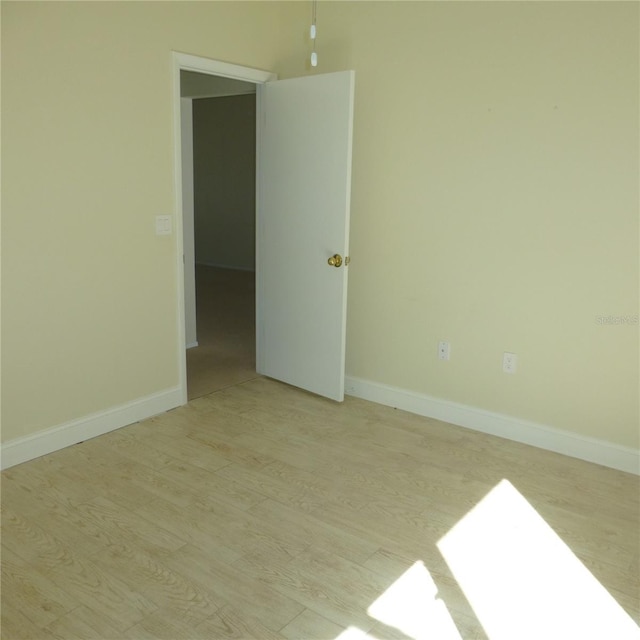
[367,560,462,640]
[333,560,463,640]
[437,479,639,640]
[334,627,379,640]
[334,479,637,640]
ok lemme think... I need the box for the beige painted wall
[2,2,638,451]
[193,95,256,271]
[323,1,639,448]
[0,1,307,441]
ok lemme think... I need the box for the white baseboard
[186,341,199,349]
[1,387,184,470]
[345,376,640,475]
[4,378,637,475]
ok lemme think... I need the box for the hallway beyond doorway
[186,265,258,400]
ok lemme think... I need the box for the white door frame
[171,52,276,404]
[180,97,197,350]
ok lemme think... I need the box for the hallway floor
[186,265,259,400]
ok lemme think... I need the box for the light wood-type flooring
[2,376,639,639]
[186,265,258,400]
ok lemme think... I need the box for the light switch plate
[155,215,172,236]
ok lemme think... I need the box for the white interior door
[257,71,355,401]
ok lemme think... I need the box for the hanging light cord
[310,0,318,67]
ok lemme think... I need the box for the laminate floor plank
[103,425,233,474]
[1,480,110,559]
[122,606,214,640]
[0,600,56,640]
[160,543,306,633]
[231,545,379,632]
[1,457,97,510]
[2,508,158,633]
[247,498,379,566]
[133,497,243,566]
[215,462,328,514]
[90,543,221,624]
[98,436,267,512]
[1,505,89,570]
[194,604,288,640]
[187,425,278,470]
[135,490,307,566]
[280,608,345,640]
[26,448,167,514]
[64,441,203,509]
[5,475,186,560]
[74,496,186,554]
[2,376,638,638]
[232,380,636,514]
[1,548,77,630]
[43,605,125,640]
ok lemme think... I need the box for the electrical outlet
[503,352,517,374]
[438,341,451,361]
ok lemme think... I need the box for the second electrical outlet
[503,352,517,374]
[438,341,451,361]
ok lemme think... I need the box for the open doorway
[174,54,354,404]
[180,71,259,399]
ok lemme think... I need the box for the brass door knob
[328,254,343,267]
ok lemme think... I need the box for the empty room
[1,1,638,638]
